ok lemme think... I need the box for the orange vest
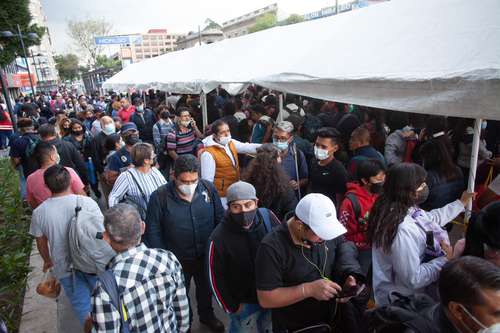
[205,142,240,197]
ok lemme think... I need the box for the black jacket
[207,209,280,313]
[144,180,224,260]
[131,109,155,143]
[47,138,88,185]
[89,131,110,174]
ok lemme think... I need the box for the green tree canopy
[95,55,121,73]
[67,18,112,68]
[284,14,305,25]
[248,13,278,33]
[0,0,45,67]
[204,19,221,31]
[54,54,80,82]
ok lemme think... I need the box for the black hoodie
[207,208,280,313]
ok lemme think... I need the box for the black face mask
[416,186,430,205]
[125,134,140,146]
[72,130,84,136]
[369,182,384,194]
[230,209,257,229]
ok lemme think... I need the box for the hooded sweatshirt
[207,209,280,313]
[339,182,379,250]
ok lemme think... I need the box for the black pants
[180,257,214,322]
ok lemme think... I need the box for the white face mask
[178,182,198,198]
[180,120,191,128]
[218,135,231,146]
[314,146,330,161]
[459,304,499,333]
[54,152,61,164]
[102,123,115,135]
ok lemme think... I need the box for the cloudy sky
[40,0,336,55]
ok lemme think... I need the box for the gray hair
[103,204,142,247]
[275,120,294,134]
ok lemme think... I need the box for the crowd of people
[1,85,499,333]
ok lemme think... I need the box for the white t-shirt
[29,194,102,279]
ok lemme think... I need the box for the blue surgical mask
[136,105,144,112]
[482,120,488,130]
[273,139,289,151]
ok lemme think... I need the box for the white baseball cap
[295,193,347,241]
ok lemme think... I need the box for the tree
[0,0,45,67]
[95,55,121,73]
[67,18,112,68]
[248,13,278,33]
[204,18,221,31]
[284,14,304,25]
[54,54,80,81]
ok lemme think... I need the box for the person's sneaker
[200,316,225,333]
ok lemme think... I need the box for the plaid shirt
[91,243,190,333]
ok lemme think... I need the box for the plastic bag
[36,270,61,299]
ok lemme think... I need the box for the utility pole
[198,25,202,46]
[336,0,339,14]
[16,24,36,95]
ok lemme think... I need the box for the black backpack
[365,293,438,333]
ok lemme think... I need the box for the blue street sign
[94,35,142,45]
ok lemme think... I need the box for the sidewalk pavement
[19,242,82,333]
[19,241,229,333]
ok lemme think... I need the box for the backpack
[258,208,273,232]
[97,270,131,333]
[68,197,115,274]
[365,293,437,333]
[24,134,40,160]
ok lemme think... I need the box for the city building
[176,28,225,50]
[303,0,389,21]
[221,3,278,39]
[28,0,59,91]
[119,29,184,65]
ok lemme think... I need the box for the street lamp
[0,25,39,95]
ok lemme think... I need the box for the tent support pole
[201,91,208,130]
[465,117,483,223]
[278,93,284,122]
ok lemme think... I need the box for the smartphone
[335,284,366,299]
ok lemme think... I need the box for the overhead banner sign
[94,35,143,45]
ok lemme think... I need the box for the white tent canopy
[104,0,500,120]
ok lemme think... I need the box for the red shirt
[26,166,85,209]
[118,106,135,122]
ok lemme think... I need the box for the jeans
[181,257,215,322]
[0,130,12,149]
[229,303,272,333]
[59,271,98,325]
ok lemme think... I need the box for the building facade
[175,28,225,50]
[119,29,184,65]
[28,0,59,91]
[221,3,278,39]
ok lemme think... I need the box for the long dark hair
[463,202,500,259]
[420,139,461,182]
[368,163,427,253]
[242,144,293,208]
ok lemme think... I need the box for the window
[145,55,151,58]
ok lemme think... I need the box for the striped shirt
[166,127,199,155]
[108,167,167,209]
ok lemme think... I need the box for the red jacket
[118,106,135,122]
[0,111,13,131]
[339,182,378,250]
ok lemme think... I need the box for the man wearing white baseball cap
[255,193,366,332]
